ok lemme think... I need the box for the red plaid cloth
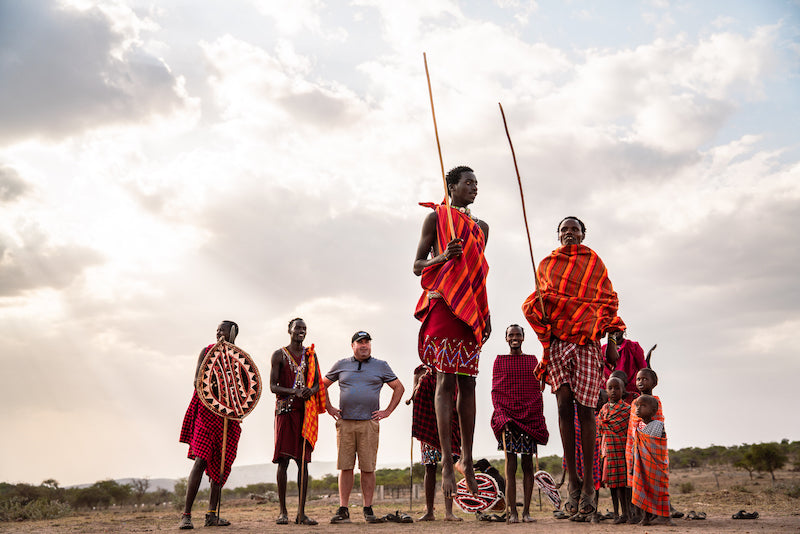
[598,400,630,488]
[415,203,489,345]
[626,395,663,487]
[631,426,670,517]
[562,403,602,490]
[522,244,625,382]
[180,391,241,486]
[601,339,647,401]
[546,337,604,407]
[490,354,549,445]
[411,365,461,455]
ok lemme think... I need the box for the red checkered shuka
[631,427,670,517]
[626,395,663,487]
[415,203,489,345]
[411,365,461,455]
[490,353,549,445]
[180,382,241,485]
[598,400,630,488]
[522,244,625,382]
[546,337,604,408]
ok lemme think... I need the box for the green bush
[786,484,800,499]
[679,482,694,494]
[0,497,71,522]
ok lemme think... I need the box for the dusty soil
[2,467,799,533]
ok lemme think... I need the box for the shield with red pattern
[195,339,262,421]
[453,473,506,513]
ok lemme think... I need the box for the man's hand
[443,238,463,260]
[371,409,391,421]
[326,404,342,420]
[295,387,313,400]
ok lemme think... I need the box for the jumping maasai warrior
[490,324,549,523]
[522,216,624,520]
[414,165,491,497]
[270,317,325,526]
[179,320,242,529]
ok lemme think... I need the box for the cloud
[0,165,29,202]
[0,0,188,143]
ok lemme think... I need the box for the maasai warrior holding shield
[414,165,491,498]
[179,320,244,529]
[522,217,623,520]
[269,317,325,526]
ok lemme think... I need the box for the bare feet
[521,513,536,523]
[443,512,463,522]
[441,462,456,499]
[454,458,478,494]
[613,514,628,524]
[506,512,519,524]
[648,515,675,526]
[417,512,435,522]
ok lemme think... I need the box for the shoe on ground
[204,512,231,527]
[331,506,351,524]
[178,513,193,529]
[364,506,385,523]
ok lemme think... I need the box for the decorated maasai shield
[195,339,262,421]
[534,470,561,509]
[453,473,505,513]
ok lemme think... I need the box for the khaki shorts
[336,419,379,472]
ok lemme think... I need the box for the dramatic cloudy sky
[2,0,798,487]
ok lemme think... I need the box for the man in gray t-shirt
[323,331,404,524]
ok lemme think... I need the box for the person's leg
[521,454,535,522]
[419,464,436,520]
[555,385,579,513]
[338,469,354,506]
[435,372,458,498]
[294,456,315,523]
[455,374,477,494]
[575,402,596,510]
[360,470,376,507]
[208,481,221,511]
[183,458,206,514]
[610,485,619,517]
[504,451,519,523]
[275,458,289,520]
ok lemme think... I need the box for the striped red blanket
[415,203,489,345]
[521,244,624,382]
[631,426,670,517]
[626,395,663,486]
[598,400,630,488]
[490,354,549,446]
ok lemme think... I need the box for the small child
[631,393,671,525]
[597,376,631,524]
[411,365,461,522]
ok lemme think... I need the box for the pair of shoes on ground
[276,513,318,525]
[178,511,231,529]
[381,510,413,523]
[732,509,758,519]
[331,505,386,524]
[685,510,707,520]
[477,512,505,522]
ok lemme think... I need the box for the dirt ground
[2,467,799,533]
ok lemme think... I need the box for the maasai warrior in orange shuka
[521,217,624,519]
[414,165,491,499]
[269,318,324,526]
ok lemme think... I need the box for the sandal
[564,484,581,516]
[578,490,595,515]
[276,514,288,525]
[295,515,318,525]
[478,513,506,522]
[732,510,758,519]
[383,510,413,523]
[553,510,570,520]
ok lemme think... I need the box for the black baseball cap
[351,331,372,343]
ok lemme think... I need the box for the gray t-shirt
[325,356,398,420]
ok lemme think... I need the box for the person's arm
[298,354,321,400]
[413,212,463,276]
[322,376,341,419]
[604,332,620,366]
[372,378,405,420]
[193,347,207,384]
[478,219,489,244]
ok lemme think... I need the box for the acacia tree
[132,478,150,506]
[748,443,787,483]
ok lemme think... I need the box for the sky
[1,0,799,487]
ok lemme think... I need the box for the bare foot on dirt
[648,515,675,526]
[417,512,435,522]
[521,513,536,523]
[506,512,519,524]
[441,462,456,499]
[443,512,463,522]
[454,458,478,494]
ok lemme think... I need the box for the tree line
[2,440,797,522]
